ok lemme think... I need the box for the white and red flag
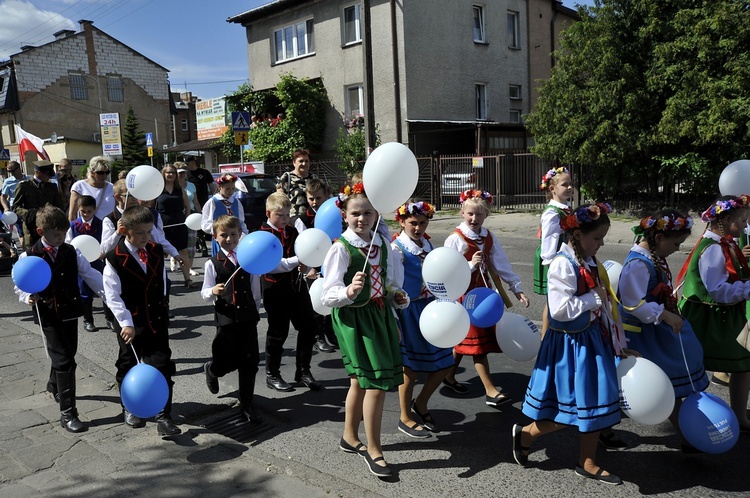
[15,125,50,161]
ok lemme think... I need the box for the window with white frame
[345,84,364,118]
[69,73,88,100]
[509,84,521,100]
[107,76,123,102]
[507,11,519,48]
[343,4,362,45]
[273,18,315,63]
[473,5,486,43]
[510,109,522,123]
[476,83,487,120]
[181,119,188,131]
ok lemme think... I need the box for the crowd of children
[10,156,750,485]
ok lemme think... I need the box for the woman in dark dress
[156,164,194,287]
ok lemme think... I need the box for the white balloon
[126,165,165,201]
[71,234,101,263]
[419,300,470,348]
[362,142,419,214]
[617,356,675,425]
[422,247,471,300]
[309,278,331,316]
[602,260,623,295]
[2,211,18,225]
[295,228,332,267]
[185,212,203,231]
[235,178,248,193]
[719,159,750,197]
[496,312,540,362]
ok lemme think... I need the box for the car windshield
[241,177,276,193]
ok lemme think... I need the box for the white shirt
[200,247,262,310]
[540,200,568,264]
[444,222,523,294]
[697,230,750,303]
[391,231,432,292]
[265,220,300,273]
[618,245,665,324]
[71,180,115,220]
[100,207,178,257]
[201,193,248,235]
[321,228,408,309]
[103,239,168,328]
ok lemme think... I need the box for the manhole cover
[202,411,273,443]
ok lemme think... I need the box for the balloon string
[677,331,697,394]
[361,214,382,273]
[130,343,141,364]
[33,301,50,359]
[479,262,491,289]
[223,267,242,288]
[161,223,186,229]
[125,191,129,208]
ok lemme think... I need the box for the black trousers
[114,323,175,391]
[211,321,259,380]
[40,317,78,393]
[263,283,317,375]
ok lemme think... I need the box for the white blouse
[618,245,665,324]
[71,180,115,220]
[547,244,602,322]
[201,193,248,235]
[697,230,750,304]
[540,200,568,264]
[443,222,523,294]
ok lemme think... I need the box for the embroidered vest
[681,237,749,306]
[70,216,103,242]
[260,222,301,290]
[454,229,493,288]
[29,240,83,322]
[547,252,595,333]
[394,238,432,300]
[211,253,259,325]
[339,235,389,307]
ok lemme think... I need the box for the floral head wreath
[700,195,750,223]
[396,201,435,221]
[632,213,693,237]
[560,202,612,231]
[459,189,493,205]
[216,173,238,186]
[540,166,570,191]
[336,182,366,208]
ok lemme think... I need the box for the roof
[164,138,221,153]
[227,0,312,24]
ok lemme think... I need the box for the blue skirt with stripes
[399,298,455,373]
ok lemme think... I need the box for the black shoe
[512,424,529,466]
[339,437,367,456]
[123,409,145,428]
[204,362,219,394]
[442,379,469,394]
[241,403,263,424]
[266,374,294,392]
[397,420,432,439]
[574,465,622,485]
[60,408,86,433]
[364,452,392,477]
[105,319,115,331]
[294,370,322,391]
[314,337,335,353]
[485,393,511,407]
[156,415,181,437]
[411,399,437,432]
[599,431,628,450]
[83,321,96,332]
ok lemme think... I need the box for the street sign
[100,113,122,157]
[148,146,153,157]
[234,131,248,145]
[145,132,154,146]
[0,149,10,161]
[231,111,251,132]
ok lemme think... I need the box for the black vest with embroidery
[297,206,316,230]
[211,252,259,325]
[105,239,167,333]
[28,241,83,322]
[260,222,302,291]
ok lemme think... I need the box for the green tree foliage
[119,106,148,168]
[335,124,381,176]
[527,0,750,200]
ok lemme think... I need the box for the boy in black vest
[14,205,104,433]
[262,192,320,392]
[201,215,263,422]
[103,205,180,437]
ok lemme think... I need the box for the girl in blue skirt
[513,203,631,486]
[619,210,709,449]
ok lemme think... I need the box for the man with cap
[12,160,64,248]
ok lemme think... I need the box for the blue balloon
[462,287,504,327]
[121,363,169,419]
[12,256,52,294]
[314,197,343,242]
[236,230,283,274]
[679,391,739,454]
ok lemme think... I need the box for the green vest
[680,237,749,306]
[338,235,389,307]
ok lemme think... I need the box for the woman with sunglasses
[68,156,115,222]
[56,171,75,215]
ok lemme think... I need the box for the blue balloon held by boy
[12,255,52,294]
[462,287,504,327]
[314,197,343,242]
[679,391,739,454]
[236,230,283,274]
[121,363,169,419]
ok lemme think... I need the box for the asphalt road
[2,212,749,497]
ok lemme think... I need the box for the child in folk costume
[392,200,453,438]
[321,182,409,477]
[678,195,750,432]
[200,173,248,257]
[533,166,573,337]
[514,203,631,486]
[442,189,529,405]
[619,210,709,450]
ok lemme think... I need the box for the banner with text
[196,98,228,140]
[100,113,122,157]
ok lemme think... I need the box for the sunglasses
[94,170,110,175]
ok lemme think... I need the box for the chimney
[78,19,93,32]
[20,45,35,51]
[53,29,76,40]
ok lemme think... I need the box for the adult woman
[277,148,317,218]
[56,170,75,215]
[176,162,201,277]
[156,164,194,287]
[68,156,116,221]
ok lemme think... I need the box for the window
[475,83,487,120]
[510,109,522,123]
[107,76,123,102]
[509,84,521,100]
[473,5,486,43]
[345,84,364,118]
[181,119,188,131]
[507,11,519,48]
[343,4,362,45]
[273,19,315,63]
[69,73,88,100]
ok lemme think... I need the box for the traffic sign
[0,149,10,161]
[231,111,251,132]
[145,132,153,146]
[148,146,153,157]
[234,131,248,146]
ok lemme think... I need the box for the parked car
[441,163,477,196]
[210,172,278,232]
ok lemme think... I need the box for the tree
[119,106,149,167]
[527,0,750,200]
[335,121,381,176]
